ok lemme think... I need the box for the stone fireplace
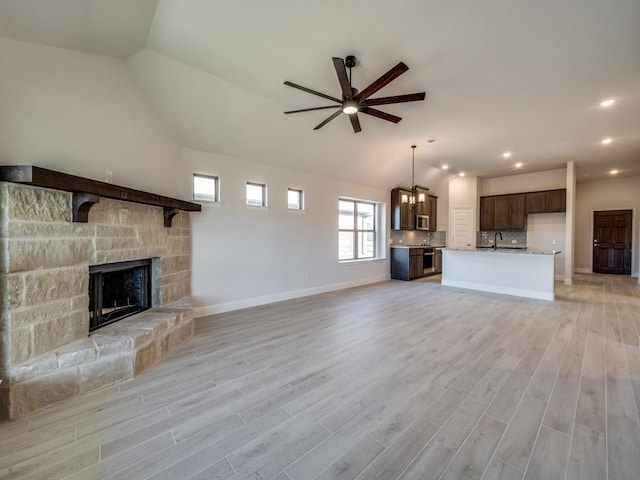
[0,180,197,420]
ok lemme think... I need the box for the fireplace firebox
[89,259,152,331]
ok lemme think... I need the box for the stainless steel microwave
[415,214,430,230]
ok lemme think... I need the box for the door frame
[589,207,636,275]
[449,207,475,249]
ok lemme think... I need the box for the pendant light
[400,144,425,208]
[410,145,417,208]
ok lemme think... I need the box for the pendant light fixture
[410,145,417,208]
[400,144,425,208]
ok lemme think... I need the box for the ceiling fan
[283,55,426,133]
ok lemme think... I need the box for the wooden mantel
[0,165,201,227]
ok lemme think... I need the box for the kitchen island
[441,247,561,301]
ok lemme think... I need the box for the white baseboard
[574,268,591,274]
[194,275,389,318]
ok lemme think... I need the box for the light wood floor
[1,273,639,480]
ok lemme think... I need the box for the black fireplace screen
[89,259,151,331]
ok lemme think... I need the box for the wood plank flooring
[1,273,639,480]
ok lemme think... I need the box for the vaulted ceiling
[1,0,639,189]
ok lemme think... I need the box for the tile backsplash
[477,230,527,248]
[390,230,447,246]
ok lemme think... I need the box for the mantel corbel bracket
[72,192,100,223]
[163,207,180,228]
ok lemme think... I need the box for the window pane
[339,232,355,260]
[357,202,375,230]
[358,231,375,258]
[339,200,355,229]
[193,174,218,202]
[246,183,265,206]
[288,188,303,209]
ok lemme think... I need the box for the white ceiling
[1,0,639,189]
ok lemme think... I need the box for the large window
[339,198,377,261]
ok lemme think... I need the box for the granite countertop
[444,247,561,255]
[390,244,446,249]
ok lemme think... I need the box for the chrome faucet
[493,232,503,250]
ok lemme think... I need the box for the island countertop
[444,247,561,255]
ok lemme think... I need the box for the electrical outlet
[105,169,113,184]
[552,239,557,245]
[512,239,517,244]
[194,288,200,296]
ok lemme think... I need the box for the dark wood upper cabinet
[525,189,566,214]
[391,188,414,230]
[481,188,566,231]
[545,189,566,212]
[493,196,510,230]
[525,191,546,213]
[480,196,495,230]
[414,186,429,216]
[428,195,438,231]
[481,193,526,230]
[508,194,526,229]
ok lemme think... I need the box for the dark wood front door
[593,210,632,274]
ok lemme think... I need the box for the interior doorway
[593,209,632,275]
[450,207,474,248]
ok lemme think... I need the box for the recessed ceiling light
[515,162,523,168]
[600,99,616,107]
[441,164,448,170]
[601,138,612,145]
[610,169,619,175]
[502,152,512,158]
[459,172,465,177]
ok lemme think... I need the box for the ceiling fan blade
[332,57,352,99]
[284,81,341,103]
[284,105,341,114]
[363,92,426,107]
[313,109,343,130]
[360,107,402,124]
[357,62,409,100]
[349,113,361,133]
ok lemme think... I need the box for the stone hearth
[0,182,195,420]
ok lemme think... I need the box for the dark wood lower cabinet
[391,247,424,281]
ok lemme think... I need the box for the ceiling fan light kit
[284,55,426,133]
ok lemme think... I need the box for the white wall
[480,169,566,196]
[184,148,390,315]
[0,38,183,198]
[575,176,640,276]
[527,213,566,277]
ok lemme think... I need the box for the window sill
[339,256,387,264]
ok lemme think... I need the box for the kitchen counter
[446,247,560,255]
[441,248,560,300]
[390,244,446,249]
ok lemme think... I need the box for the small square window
[193,174,219,202]
[288,188,304,210]
[246,182,266,207]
